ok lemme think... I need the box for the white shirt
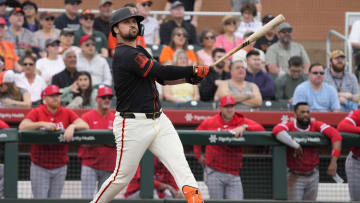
[232,48,265,62]
[36,56,65,84]
[15,73,47,102]
[77,53,112,86]
[349,20,360,43]
[142,16,160,45]
[235,20,262,38]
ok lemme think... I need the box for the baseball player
[337,109,360,201]
[18,84,89,199]
[0,119,9,198]
[272,102,342,200]
[90,7,210,203]
[194,95,265,200]
[78,86,116,198]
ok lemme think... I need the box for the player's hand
[2,98,15,105]
[40,122,58,131]
[231,125,246,137]
[193,65,210,78]
[294,146,303,159]
[64,124,75,142]
[198,155,206,168]
[327,160,337,176]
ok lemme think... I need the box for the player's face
[295,105,310,127]
[77,75,90,91]
[220,105,235,121]
[116,17,138,41]
[330,56,345,73]
[309,65,325,86]
[97,95,112,110]
[44,94,61,109]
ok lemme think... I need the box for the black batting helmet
[110,7,144,37]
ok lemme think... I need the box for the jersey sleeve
[25,108,39,122]
[0,120,9,129]
[66,109,80,124]
[314,121,342,143]
[272,122,290,136]
[337,110,360,133]
[243,118,265,131]
[81,112,91,126]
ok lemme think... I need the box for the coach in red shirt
[78,86,116,198]
[19,84,89,199]
[272,101,342,200]
[194,95,265,200]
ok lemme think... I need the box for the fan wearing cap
[194,95,265,200]
[34,12,61,55]
[265,22,310,77]
[19,84,89,199]
[0,70,31,107]
[74,9,108,58]
[54,0,82,31]
[94,0,113,37]
[22,1,40,32]
[58,28,81,56]
[77,86,116,198]
[77,35,112,87]
[324,50,359,111]
[163,0,202,28]
[254,14,278,53]
[135,0,160,46]
[0,17,21,72]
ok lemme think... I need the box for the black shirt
[113,43,194,113]
[51,68,79,88]
[54,13,80,32]
[159,20,197,45]
[93,17,110,38]
[254,35,278,53]
[199,70,230,101]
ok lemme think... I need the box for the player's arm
[19,119,58,131]
[63,118,89,142]
[338,117,360,133]
[272,123,303,157]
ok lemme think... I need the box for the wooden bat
[212,14,286,67]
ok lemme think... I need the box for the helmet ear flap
[138,23,144,36]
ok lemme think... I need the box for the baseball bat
[212,14,286,67]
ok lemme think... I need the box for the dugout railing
[0,129,359,202]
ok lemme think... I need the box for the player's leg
[287,172,305,200]
[346,152,360,200]
[81,165,97,198]
[30,162,51,198]
[204,166,225,199]
[225,174,243,200]
[97,170,112,192]
[48,165,67,198]
[149,113,203,203]
[303,170,319,200]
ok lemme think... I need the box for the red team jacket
[194,112,265,176]
[78,109,116,172]
[0,120,9,129]
[26,105,79,169]
[273,120,342,172]
[338,109,360,158]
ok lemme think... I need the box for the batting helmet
[110,7,144,37]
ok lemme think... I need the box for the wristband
[331,149,340,157]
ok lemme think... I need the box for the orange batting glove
[193,65,210,78]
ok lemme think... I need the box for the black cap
[9,7,24,16]
[45,38,60,47]
[64,0,82,4]
[170,1,184,10]
[40,11,54,19]
[60,28,74,36]
[262,14,274,24]
[22,1,38,12]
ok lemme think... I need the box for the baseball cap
[79,35,94,45]
[219,95,236,107]
[45,38,60,48]
[0,70,15,85]
[136,0,152,3]
[22,1,38,12]
[330,50,345,59]
[41,85,62,99]
[277,22,292,33]
[0,17,6,25]
[9,7,24,16]
[97,86,113,97]
[80,9,95,19]
[65,0,82,4]
[99,0,112,6]
[170,1,184,10]
[60,28,74,36]
[262,14,274,24]
[40,11,55,19]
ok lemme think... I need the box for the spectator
[164,0,202,27]
[275,56,307,103]
[36,39,65,84]
[54,0,81,31]
[214,15,243,58]
[0,119,8,198]
[4,7,37,60]
[18,84,89,199]
[163,49,199,102]
[266,22,310,77]
[136,0,160,46]
[78,86,115,198]
[74,9,108,58]
[230,0,261,16]
[160,1,197,45]
[199,48,230,101]
[15,52,46,105]
[194,95,265,200]
[196,29,216,65]
[254,14,278,53]
[215,59,262,109]
[125,157,180,199]
[61,71,96,108]
[273,102,342,200]
[77,35,112,87]
[0,17,21,72]
[234,3,262,38]
[338,109,360,201]
[159,27,197,65]
[324,50,359,112]
[22,1,40,32]
[0,70,31,107]
[0,0,7,24]
[34,12,61,57]
[292,63,340,112]
[244,50,274,100]
[52,48,79,89]
[94,0,113,38]
[58,28,81,56]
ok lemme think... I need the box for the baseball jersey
[194,113,265,175]
[337,109,360,157]
[78,109,116,171]
[0,120,9,129]
[26,105,79,169]
[273,120,342,171]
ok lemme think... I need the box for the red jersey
[78,109,116,171]
[125,157,178,198]
[194,112,265,175]
[0,120,9,129]
[338,109,360,157]
[26,105,79,169]
[273,120,342,172]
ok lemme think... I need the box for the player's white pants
[345,152,360,201]
[287,169,319,200]
[91,112,198,203]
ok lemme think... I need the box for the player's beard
[121,29,138,41]
[297,117,310,127]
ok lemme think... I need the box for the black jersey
[112,43,194,113]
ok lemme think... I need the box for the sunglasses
[204,35,215,40]
[84,42,94,47]
[45,17,55,21]
[23,63,34,66]
[280,29,292,33]
[23,5,35,10]
[83,16,94,21]
[225,21,237,25]
[175,33,186,38]
[141,2,152,7]
[311,71,325,75]
[100,95,113,100]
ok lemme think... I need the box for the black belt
[120,111,162,119]
[290,169,316,177]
